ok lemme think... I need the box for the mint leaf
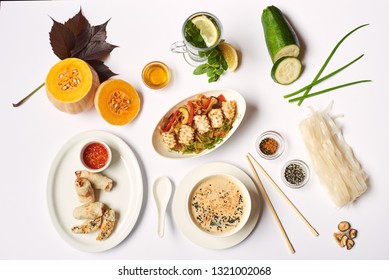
[184,21,207,48]
[206,67,215,77]
[193,64,208,75]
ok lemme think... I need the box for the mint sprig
[193,46,228,82]
[184,20,227,82]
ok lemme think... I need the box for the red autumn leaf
[86,60,117,82]
[48,9,118,81]
[64,8,92,57]
[49,18,75,60]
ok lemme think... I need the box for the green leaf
[187,34,229,83]
[215,68,224,76]
[208,48,219,58]
[193,64,208,75]
[206,67,215,77]
[184,21,207,48]
[221,56,228,70]
[208,76,217,83]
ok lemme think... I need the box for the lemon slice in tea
[218,42,239,71]
[191,15,219,47]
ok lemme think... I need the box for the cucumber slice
[271,56,302,85]
[178,107,190,124]
[262,6,300,63]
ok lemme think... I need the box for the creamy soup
[190,175,246,234]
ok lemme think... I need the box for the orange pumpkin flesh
[45,58,100,114]
[94,79,141,126]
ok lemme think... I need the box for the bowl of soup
[187,174,251,237]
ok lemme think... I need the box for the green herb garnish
[193,47,228,82]
[184,21,207,49]
[184,20,227,82]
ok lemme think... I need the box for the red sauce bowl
[80,140,112,173]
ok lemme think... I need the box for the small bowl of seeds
[281,159,310,189]
[255,131,285,160]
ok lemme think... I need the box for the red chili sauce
[82,142,109,170]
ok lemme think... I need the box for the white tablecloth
[0,0,388,260]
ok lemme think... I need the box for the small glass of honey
[142,61,170,89]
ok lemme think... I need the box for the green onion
[288,80,371,103]
[12,82,45,107]
[283,54,365,99]
[293,24,369,106]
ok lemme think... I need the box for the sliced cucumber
[271,56,302,85]
[261,5,300,63]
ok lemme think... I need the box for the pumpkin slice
[46,58,100,114]
[94,79,141,126]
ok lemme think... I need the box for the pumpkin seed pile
[58,69,81,91]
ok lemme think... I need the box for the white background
[0,0,388,263]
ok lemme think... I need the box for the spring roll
[75,170,113,192]
[96,208,116,241]
[71,217,102,234]
[73,202,105,220]
[74,177,95,203]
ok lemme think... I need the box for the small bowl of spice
[281,159,310,189]
[255,131,285,160]
[80,140,112,173]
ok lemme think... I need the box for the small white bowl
[187,174,251,237]
[281,159,310,189]
[255,131,285,160]
[80,140,112,173]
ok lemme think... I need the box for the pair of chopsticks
[246,153,319,254]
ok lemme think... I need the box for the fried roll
[74,177,95,203]
[73,202,105,220]
[75,170,113,192]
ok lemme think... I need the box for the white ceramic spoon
[153,176,172,238]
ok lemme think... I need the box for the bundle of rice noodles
[299,102,368,208]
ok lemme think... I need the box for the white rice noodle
[299,102,368,207]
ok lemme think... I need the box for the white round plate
[152,88,246,159]
[47,130,143,252]
[172,162,261,249]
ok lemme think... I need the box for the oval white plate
[172,162,261,249]
[47,130,143,252]
[152,88,246,158]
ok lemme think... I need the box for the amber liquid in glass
[142,61,170,89]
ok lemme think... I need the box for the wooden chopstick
[247,153,319,237]
[246,155,296,254]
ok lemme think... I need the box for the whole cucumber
[261,6,300,63]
